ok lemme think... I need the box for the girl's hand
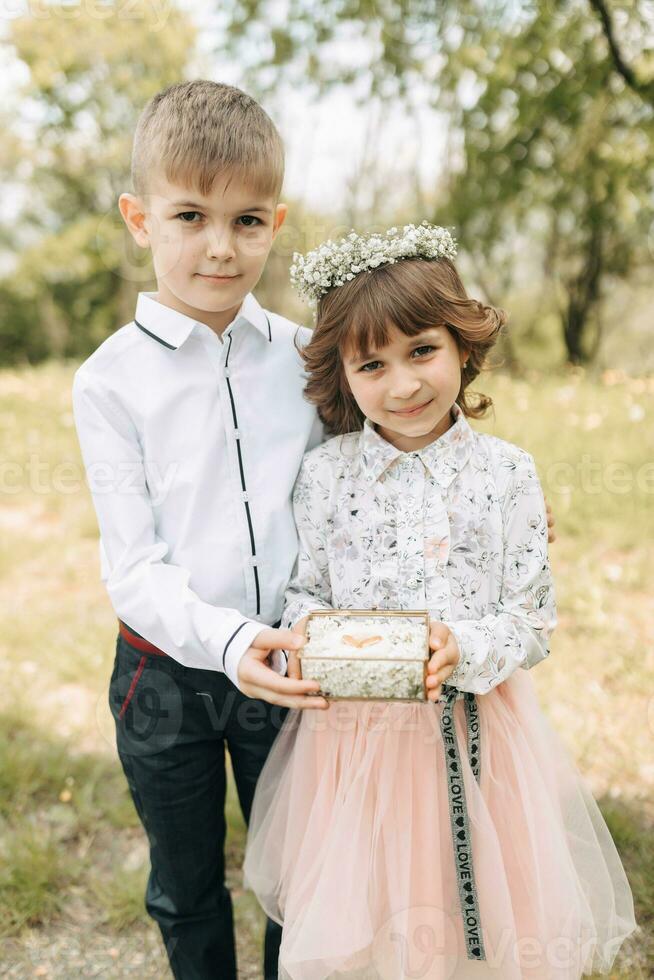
[426,622,460,702]
[286,615,310,681]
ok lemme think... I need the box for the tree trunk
[562,221,604,365]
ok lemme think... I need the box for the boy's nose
[205,226,236,262]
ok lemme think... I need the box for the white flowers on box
[300,612,429,701]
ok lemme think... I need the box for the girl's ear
[460,347,471,369]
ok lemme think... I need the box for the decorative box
[299,609,430,701]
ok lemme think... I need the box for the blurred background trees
[1,0,652,370]
[0,1,195,362]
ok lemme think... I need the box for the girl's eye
[412,345,436,357]
[360,361,383,373]
[176,211,203,223]
[237,215,262,227]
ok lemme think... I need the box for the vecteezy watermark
[371,905,459,980]
[92,201,414,285]
[5,452,651,505]
[97,668,290,755]
[299,699,443,744]
[1,454,179,507]
[0,0,172,31]
[370,906,621,977]
[105,659,184,757]
[544,455,654,496]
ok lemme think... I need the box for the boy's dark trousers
[109,625,288,980]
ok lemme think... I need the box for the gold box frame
[299,608,430,702]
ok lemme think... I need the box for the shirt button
[406,577,419,589]
[224,368,231,378]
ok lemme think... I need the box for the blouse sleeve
[444,450,557,695]
[281,451,334,629]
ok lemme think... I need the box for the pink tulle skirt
[243,670,637,980]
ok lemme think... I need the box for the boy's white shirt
[72,290,324,689]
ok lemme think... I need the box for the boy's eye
[237,215,262,227]
[176,211,203,223]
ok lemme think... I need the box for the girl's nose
[388,371,422,400]
[205,225,236,262]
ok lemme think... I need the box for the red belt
[118,619,169,656]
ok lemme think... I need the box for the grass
[0,359,652,977]
[0,826,74,937]
[89,868,150,931]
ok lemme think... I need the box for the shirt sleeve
[281,451,334,629]
[444,450,557,695]
[72,368,274,690]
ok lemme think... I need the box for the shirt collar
[133,291,272,350]
[359,402,476,489]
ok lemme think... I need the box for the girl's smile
[389,397,434,417]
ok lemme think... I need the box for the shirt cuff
[281,599,332,631]
[222,620,271,691]
[442,620,480,691]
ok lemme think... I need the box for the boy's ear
[272,202,288,238]
[118,192,150,248]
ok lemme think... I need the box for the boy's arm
[443,451,557,695]
[280,453,333,630]
[72,369,289,689]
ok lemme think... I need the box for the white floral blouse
[281,402,557,695]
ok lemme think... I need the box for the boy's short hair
[131,79,284,200]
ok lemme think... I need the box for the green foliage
[1,0,653,370]
[215,0,654,366]
[438,2,654,364]
[0,1,195,364]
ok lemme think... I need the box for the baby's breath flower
[290,221,457,305]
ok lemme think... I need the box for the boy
[72,80,329,980]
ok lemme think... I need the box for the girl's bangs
[340,269,436,361]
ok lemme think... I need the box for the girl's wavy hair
[295,257,507,436]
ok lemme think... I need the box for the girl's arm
[444,449,557,695]
[281,452,334,630]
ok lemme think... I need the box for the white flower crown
[290,221,457,305]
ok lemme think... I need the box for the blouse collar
[359,401,476,489]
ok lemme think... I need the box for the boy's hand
[237,627,328,710]
[426,622,460,703]
[545,496,556,543]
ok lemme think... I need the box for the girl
[243,224,637,980]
